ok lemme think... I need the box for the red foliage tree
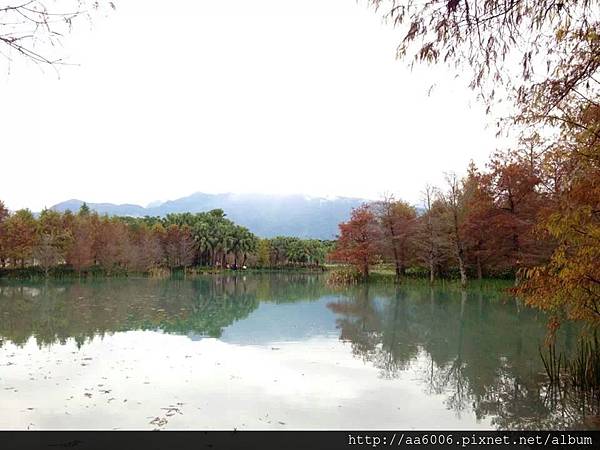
[94,217,131,273]
[66,214,95,275]
[373,196,417,279]
[128,223,164,272]
[4,209,37,268]
[163,224,196,270]
[461,162,495,280]
[329,205,381,279]
[484,152,547,276]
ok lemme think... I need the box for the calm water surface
[0,274,584,429]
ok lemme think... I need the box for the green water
[0,274,588,429]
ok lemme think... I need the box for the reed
[326,267,362,285]
[568,332,600,395]
[539,331,600,406]
[540,342,563,387]
[148,267,171,279]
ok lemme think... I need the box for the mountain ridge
[50,192,368,239]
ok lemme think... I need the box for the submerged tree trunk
[453,208,467,289]
[457,249,467,289]
[388,222,402,280]
[429,259,435,284]
[393,246,401,279]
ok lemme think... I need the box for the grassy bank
[325,264,515,292]
[0,264,329,281]
[0,264,514,292]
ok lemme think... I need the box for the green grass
[1,263,515,292]
[323,264,514,292]
[365,265,514,291]
[0,264,328,280]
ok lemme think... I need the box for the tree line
[329,0,600,327]
[330,149,556,285]
[0,204,331,276]
[330,134,598,325]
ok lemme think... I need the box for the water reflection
[0,274,326,347]
[0,275,593,429]
[327,284,590,429]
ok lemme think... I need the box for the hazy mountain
[50,192,368,239]
[51,199,148,217]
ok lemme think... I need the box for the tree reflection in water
[327,284,598,430]
[1,275,598,429]
[0,273,327,347]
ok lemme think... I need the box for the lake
[0,273,587,430]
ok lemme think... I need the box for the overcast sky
[0,0,501,211]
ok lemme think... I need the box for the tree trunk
[429,257,435,284]
[452,207,467,289]
[394,253,401,279]
[457,248,467,289]
[392,243,402,279]
[388,225,401,280]
[476,254,483,281]
[362,257,369,280]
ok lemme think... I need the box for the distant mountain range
[50,192,369,239]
